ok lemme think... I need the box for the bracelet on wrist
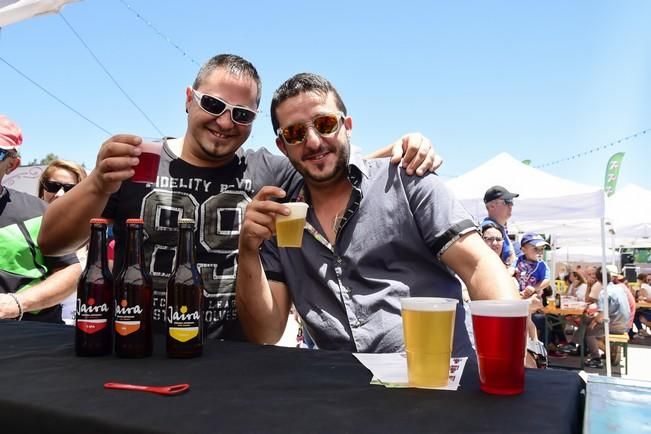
[6,293,23,321]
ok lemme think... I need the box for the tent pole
[600,217,611,377]
[610,229,616,266]
[550,235,556,294]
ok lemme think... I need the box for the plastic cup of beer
[131,137,163,184]
[470,299,529,395]
[546,296,555,308]
[400,297,458,388]
[275,203,309,248]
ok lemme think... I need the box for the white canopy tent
[446,152,615,374]
[445,152,605,230]
[538,183,651,249]
[607,184,651,245]
[553,245,617,265]
[0,0,79,27]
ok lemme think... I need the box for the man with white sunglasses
[236,73,520,354]
[39,54,441,340]
[0,115,81,323]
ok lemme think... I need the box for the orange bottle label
[115,320,141,336]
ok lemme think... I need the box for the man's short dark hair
[270,73,347,133]
[193,54,262,107]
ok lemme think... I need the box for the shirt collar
[347,146,369,187]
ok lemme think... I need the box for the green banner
[634,248,651,264]
[604,152,625,197]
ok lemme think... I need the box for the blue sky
[1,0,649,189]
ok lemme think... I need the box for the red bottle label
[76,298,110,334]
[76,319,108,334]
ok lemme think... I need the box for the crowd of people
[478,188,650,369]
[1,53,648,374]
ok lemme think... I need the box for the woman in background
[38,160,87,324]
[567,270,588,301]
[38,159,86,204]
[481,221,505,257]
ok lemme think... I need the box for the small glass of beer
[275,202,309,248]
[400,297,458,388]
[132,137,162,184]
[470,299,529,395]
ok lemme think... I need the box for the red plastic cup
[470,300,529,395]
[131,138,162,184]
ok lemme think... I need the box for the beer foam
[277,202,309,222]
[400,297,458,312]
[469,300,529,317]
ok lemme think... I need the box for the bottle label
[77,319,108,334]
[115,299,144,336]
[76,298,110,334]
[167,305,200,342]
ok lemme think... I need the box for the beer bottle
[166,218,204,358]
[114,218,153,358]
[76,218,114,356]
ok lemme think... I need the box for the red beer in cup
[131,138,162,184]
[470,300,529,395]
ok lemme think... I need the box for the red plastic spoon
[104,382,190,396]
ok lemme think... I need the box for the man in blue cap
[514,233,550,299]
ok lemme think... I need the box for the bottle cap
[89,218,109,224]
[126,218,144,225]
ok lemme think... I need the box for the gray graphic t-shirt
[104,141,301,339]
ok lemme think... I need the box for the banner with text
[604,152,625,197]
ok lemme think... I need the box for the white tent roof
[546,184,651,247]
[607,183,651,242]
[445,152,605,231]
[552,245,618,264]
[0,0,80,27]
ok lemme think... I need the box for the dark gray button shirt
[261,152,477,355]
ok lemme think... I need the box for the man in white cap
[483,185,519,266]
[0,115,81,323]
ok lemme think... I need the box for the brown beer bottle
[166,218,204,358]
[114,218,153,358]
[75,218,114,356]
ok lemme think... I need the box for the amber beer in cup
[276,202,309,248]
[400,297,458,388]
[470,300,529,395]
[131,137,162,184]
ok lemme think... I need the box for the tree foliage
[26,153,59,165]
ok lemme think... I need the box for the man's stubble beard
[299,137,350,186]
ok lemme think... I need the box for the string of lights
[534,128,649,168]
[118,0,200,67]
